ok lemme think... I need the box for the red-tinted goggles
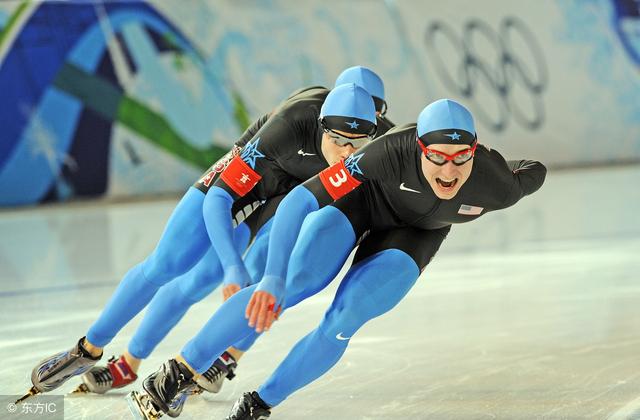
[417,137,477,166]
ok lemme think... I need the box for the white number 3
[329,169,348,187]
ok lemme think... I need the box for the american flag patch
[458,204,483,215]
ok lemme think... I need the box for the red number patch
[220,156,262,196]
[319,160,361,200]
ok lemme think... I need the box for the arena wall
[1,0,638,205]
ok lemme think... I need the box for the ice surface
[1,166,639,419]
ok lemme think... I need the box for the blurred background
[1,1,640,419]
[1,0,639,206]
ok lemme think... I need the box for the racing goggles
[320,117,376,148]
[417,137,478,166]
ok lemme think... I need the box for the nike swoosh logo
[336,332,351,341]
[399,183,421,193]
[298,149,316,156]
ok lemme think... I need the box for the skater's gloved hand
[246,275,284,333]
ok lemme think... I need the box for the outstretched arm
[505,159,547,204]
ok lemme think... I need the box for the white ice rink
[1,166,639,419]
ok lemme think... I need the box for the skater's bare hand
[222,283,241,301]
[246,291,282,333]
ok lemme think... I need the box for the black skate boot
[28,337,102,395]
[137,352,237,418]
[195,351,238,393]
[142,359,195,414]
[127,382,199,419]
[225,391,271,420]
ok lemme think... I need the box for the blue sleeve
[203,186,251,287]
[257,185,319,297]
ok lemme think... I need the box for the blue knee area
[243,218,273,283]
[283,207,356,309]
[141,187,211,286]
[181,284,260,373]
[320,249,419,340]
[256,249,419,407]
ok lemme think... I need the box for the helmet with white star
[320,83,377,138]
[417,99,476,146]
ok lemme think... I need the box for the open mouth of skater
[417,140,476,200]
[436,177,457,190]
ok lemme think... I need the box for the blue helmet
[320,83,377,138]
[335,66,387,115]
[417,99,476,145]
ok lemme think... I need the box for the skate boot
[24,337,101,399]
[72,354,138,394]
[127,383,198,420]
[225,391,271,420]
[195,351,238,393]
[152,378,206,418]
[142,359,195,414]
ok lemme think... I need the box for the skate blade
[165,391,189,418]
[126,390,163,420]
[15,387,40,404]
[69,383,90,395]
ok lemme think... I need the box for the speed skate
[127,386,201,419]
